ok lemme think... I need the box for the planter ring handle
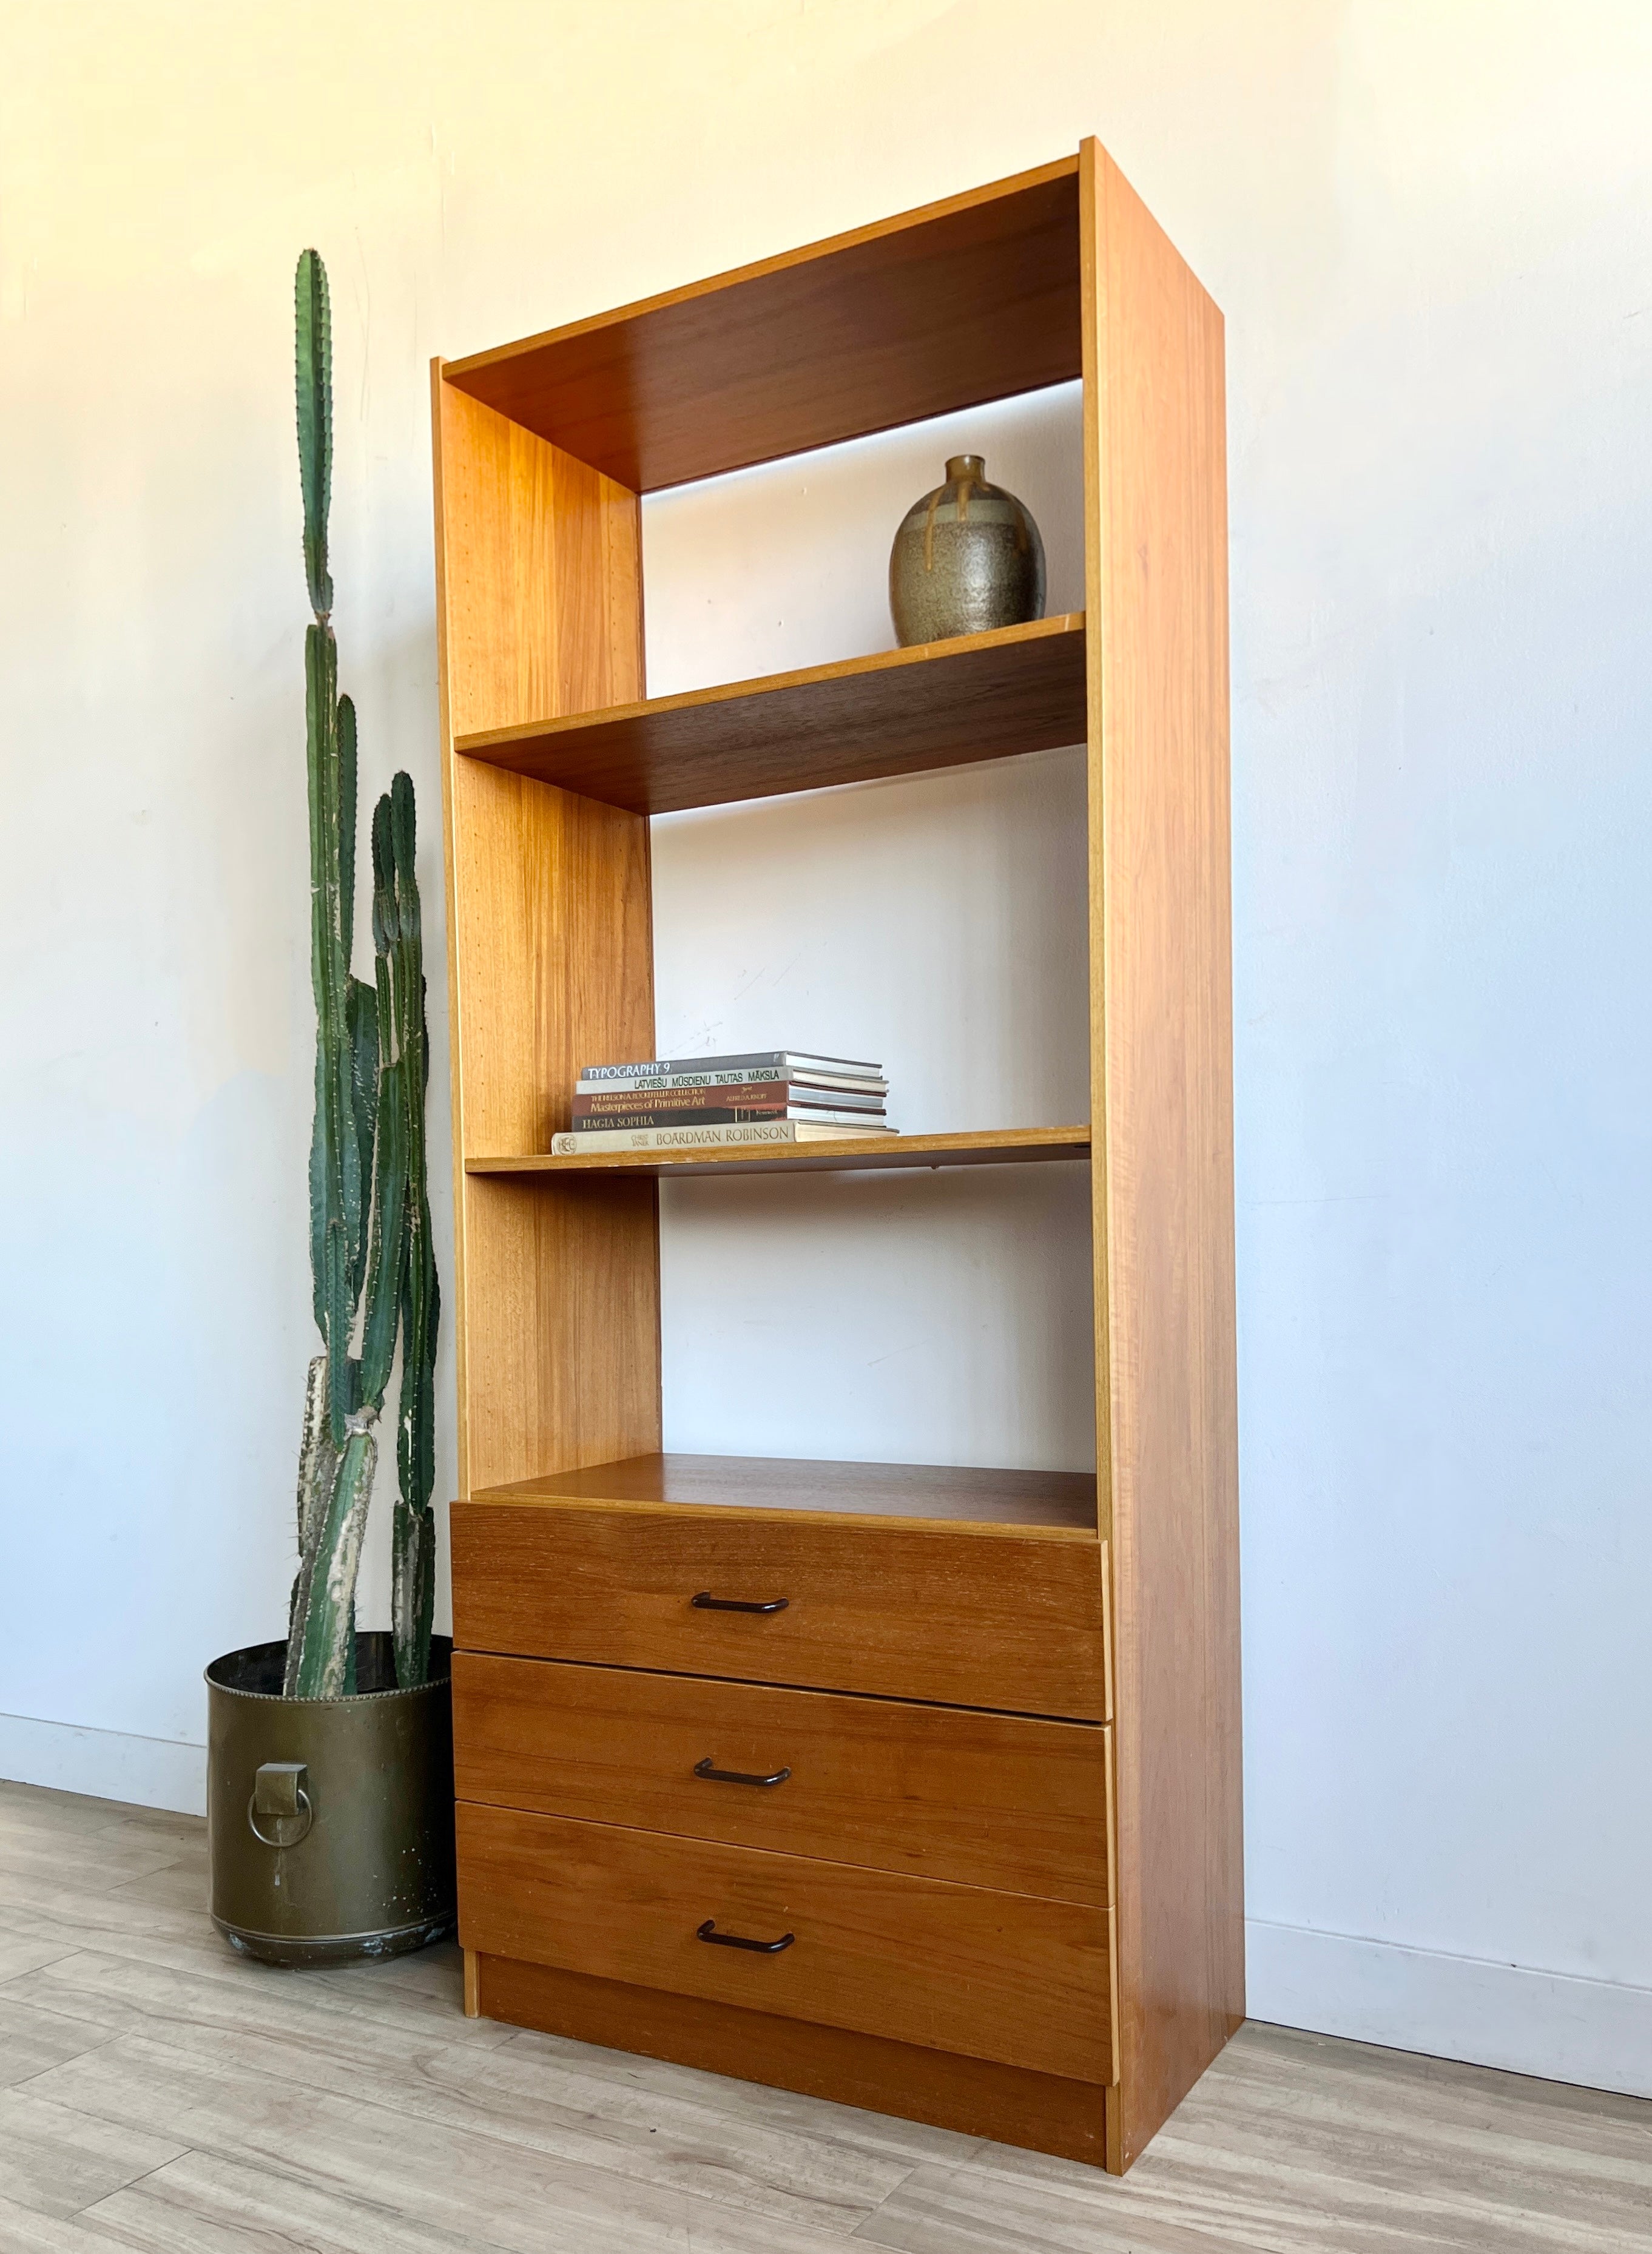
[248,1761,313,1848]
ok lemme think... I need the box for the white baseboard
[1247,1915,1652,2099]
[0,1711,206,1818]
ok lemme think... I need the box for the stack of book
[551,1051,892,1155]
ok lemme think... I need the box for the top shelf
[442,158,1082,492]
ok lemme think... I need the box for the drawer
[456,1801,1113,2084]
[451,1500,1107,1719]
[453,1653,1110,1903]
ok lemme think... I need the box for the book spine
[579,1053,881,1082]
[578,1053,782,1081]
[553,1121,815,1153]
[570,1104,883,1130]
[573,1082,882,1116]
[576,1067,792,1094]
[575,1067,887,1096]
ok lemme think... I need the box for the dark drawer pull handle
[694,1756,792,1789]
[696,1917,795,1954]
[690,1592,789,1615]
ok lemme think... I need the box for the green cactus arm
[304,624,340,1013]
[345,976,378,1304]
[321,1216,355,1445]
[337,693,357,954]
[393,1235,440,1689]
[391,1496,435,1692]
[385,773,440,1689]
[293,1353,333,1557]
[295,249,333,620]
[306,1059,328,1335]
[290,1354,339,1648]
[370,790,398,1059]
[400,1232,439,1507]
[306,621,354,1354]
[355,786,413,1415]
[358,1061,407,1408]
[285,1426,377,1698]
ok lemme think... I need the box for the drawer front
[451,1502,1107,1719]
[456,1801,1113,2084]
[453,1653,1110,1903]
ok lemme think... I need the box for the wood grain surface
[433,380,644,743]
[1081,137,1244,2167]
[467,1124,1092,1177]
[456,1803,1113,2082]
[478,1450,1097,1530]
[453,1653,1111,1902]
[431,370,661,1493]
[455,615,1087,812]
[451,1499,1108,1717]
[473,1955,1113,2167]
[5,1781,1647,2247]
[443,160,1082,491]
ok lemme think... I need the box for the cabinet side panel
[1080,143,1243,2169]
[431,370,659,1493]
[437,380,645,734]
[459,1173,661,1491]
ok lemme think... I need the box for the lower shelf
[465,1125,1091,1178]
[468,1951,1114,2167]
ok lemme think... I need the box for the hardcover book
[579,1050,883,1082]
[575,1065,888,1096]
[573,1082,886,1118]
[570,1103,885,1131]
[551,1119,894,1155]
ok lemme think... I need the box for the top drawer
[452,1496,1108,1720]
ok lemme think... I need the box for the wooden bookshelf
[431,140,1239,2176]
[467,1125,1090,1179]
[455,614,1086,815]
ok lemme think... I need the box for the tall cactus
[376,774,441,1689]
[284,249,440,1698]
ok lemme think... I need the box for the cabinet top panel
[442,156,1081,491]
[473,1451,1097,1536]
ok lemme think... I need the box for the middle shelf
[454,612,1088,813]
[466,1125,1091,1179]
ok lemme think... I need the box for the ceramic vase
[888,454,1046,646]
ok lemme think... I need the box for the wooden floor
[0,1780,1646,2251]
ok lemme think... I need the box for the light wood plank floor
[0,1779,1646,2252]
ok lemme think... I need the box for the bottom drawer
[456,1801,1112,2085]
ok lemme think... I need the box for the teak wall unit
[431,141,1240,2175]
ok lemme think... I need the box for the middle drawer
[453,1652,1111,1905]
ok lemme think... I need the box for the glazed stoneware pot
[888,453,1047,646]
[204,1631,454,1967]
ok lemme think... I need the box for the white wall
[2,1,1648,2097]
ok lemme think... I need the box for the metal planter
[204,1633,454,1967]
